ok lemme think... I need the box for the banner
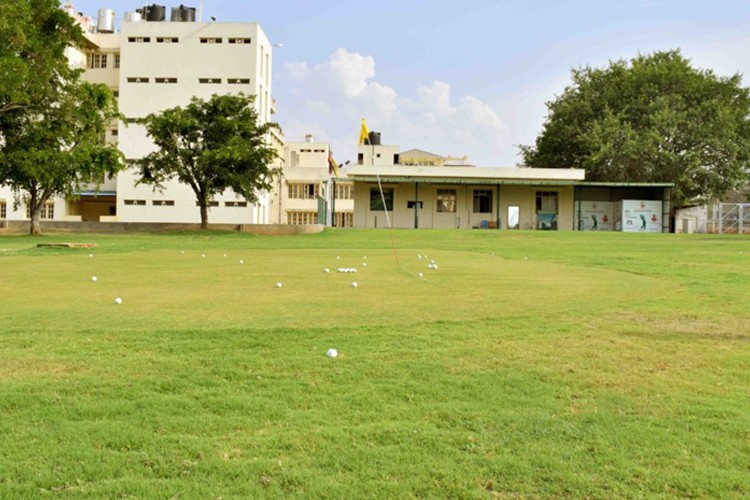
[578,201,614,231]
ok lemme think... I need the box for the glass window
[436,189,456,213]
[473,189,493,213]
[370,188,393,211]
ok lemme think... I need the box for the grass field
[1,229,749,498]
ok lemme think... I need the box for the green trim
[350,177,580,186]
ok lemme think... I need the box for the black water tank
[368,131,381,146]
[139,4,166,21]
[171,5,196,22]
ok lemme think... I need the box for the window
[228,38,252,44]
[88,53,107,69]
[124,199,146,206]
[0,201,6,219]
[334,212,354,228]
[473,189,493,213]
[152,200,175,206]
[225,201,248,207]
[156,37,178,43]
[335,183,353,200]
[199,78,221,84]
[195,201,220,207]
[436,189,457,213]
[200,37,222,44]
[536,191,558,213]
[227,78,250,85]
[127,77,149,83]
[288,183,320,200]
[407,201,423,209]
[26,202,55,219]
[128,37,151,43]
[114,53,120,68]
[155,77,178,84]
[287,211,318,225]
[370,188,393,211]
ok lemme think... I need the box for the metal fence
[706,203,750,234]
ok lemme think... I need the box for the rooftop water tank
[368,131,381,146]
[122,11,142,23]
[96,8,115,33]
[171,5,196,22]
[137,4,166,22]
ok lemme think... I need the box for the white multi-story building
[2,3,283,227]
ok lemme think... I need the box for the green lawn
[1,229,749,498]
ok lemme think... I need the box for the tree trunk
[199,200,209,230]
[29,189,43,236]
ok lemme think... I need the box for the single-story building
[341,139,672,232]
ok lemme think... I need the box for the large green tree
[137,93,281,229]
[1,0,124,235]
[520,50,750,206]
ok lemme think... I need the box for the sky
[68,0,750,167]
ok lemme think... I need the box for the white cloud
[277,48,514,165]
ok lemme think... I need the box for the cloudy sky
[69,0,750,166]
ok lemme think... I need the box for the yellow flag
[328,150,340,177]
[359,118,370,145]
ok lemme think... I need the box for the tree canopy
[0,0,124,234]
[137,93,281,229]
[519,50,750,206]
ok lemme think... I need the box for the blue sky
[69,0,750,166]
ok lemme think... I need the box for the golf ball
[91,276,97,282]
[324,268,330,273]
[362,262,367,267]
[276,282,283,288]
[114,297,122,304]
[327,348,338,358]
[418,273,423,278]
[202,254,206,258]
[239,260,244,264]
[352,282,358,288]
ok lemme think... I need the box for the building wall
[353,182,576,230]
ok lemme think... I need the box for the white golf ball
[239,260,244,264]
[363,256,367,260]
[91,276,97,282]
[324,268,330,273]
[418,255,422,260]
[223,254,227,258]
[433,264,438,270]
[327,348,338,358]
[89,254,94,258]
[276,282,283,288]
[336,256,340,260]
[418,273,423,278]
[352,282,358,288]
[201,254,206,258]
[114,297,122,304]
[362,263,367,267]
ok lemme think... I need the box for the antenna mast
[198,0,205,21]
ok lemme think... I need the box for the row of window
[286,183,354,200]
[368,189,546,214]
[124,200,249,207]
[285,211,354,227]
[127,37,252,44]
[88,52,120,69]
[126,77,250,84]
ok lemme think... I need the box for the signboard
[618,200,662,233]
[578,201,614,231]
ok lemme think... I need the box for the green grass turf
[0,229,749,497]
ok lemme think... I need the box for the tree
[0,0,124,235]
[137,93,281,229]
[519,50,750,206]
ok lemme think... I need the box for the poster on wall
[619,200,662,233]
[578,201,614,231]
